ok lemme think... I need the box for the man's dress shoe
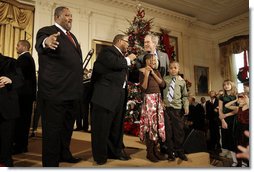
[96,159,107,165]
[12,147,28,155]
[60,157,82,163]
[73,128,82,131]
[121,149,131,160]
[108,154,129,161]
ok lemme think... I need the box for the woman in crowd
[223,92,249,167]
[218,79,238,166]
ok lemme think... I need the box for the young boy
[163,61,189,161]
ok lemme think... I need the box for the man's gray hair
[54,6,68,17]
[145,34,159,46]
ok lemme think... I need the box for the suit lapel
[54,26,82,57]
[112,46,128,81]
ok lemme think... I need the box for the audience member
[205,90,221,153]
[223,92,249,167]
[187,96,205,131]
[218,80,238,166]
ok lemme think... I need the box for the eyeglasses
[121,39,129,44]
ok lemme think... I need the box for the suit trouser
[14,96,33,151]
[166,107,185,152]
[39,98,78,167]
[76,99,89,130]
[163,107,174,153]
[31,101,41,131]
[0,116,15,167]
[209,119,221,150]
[91,89,125,162]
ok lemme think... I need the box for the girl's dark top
[237,107,249,124]
[219,94,237,114]
[139,70,165,94]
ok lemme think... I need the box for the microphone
[83,48,94,70]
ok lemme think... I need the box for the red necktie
[66,31,76,47]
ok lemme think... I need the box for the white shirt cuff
[42,37,48,48]
[125,57,131,66]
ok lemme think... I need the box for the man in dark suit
[206,90,221,153]
[91,34,136,165]
[35,6,83,167]
[0,54,23,166]
[13,40,36,154]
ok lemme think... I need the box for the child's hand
[144,66,152,76]
[184,109,189,115]
[161,101,166,110]
[221,120,228,129]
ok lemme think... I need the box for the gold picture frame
[194,65,209,95]
[168,35,178,62]
[91,39,112,66]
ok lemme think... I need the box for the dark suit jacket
[206,98,219,121]
[35,25,83,101]
[17,52,36,100]
[91,46,128,112]
[0,54,23,120]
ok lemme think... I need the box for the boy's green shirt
[163,75,189,110]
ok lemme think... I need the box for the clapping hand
[45,32,60,50]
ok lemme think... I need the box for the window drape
[0,0,34,59]
[218,35,249,80]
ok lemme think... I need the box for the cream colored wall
[20,0,248,98]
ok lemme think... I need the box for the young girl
[139,53,166,162]
[218,80,238,166]
[223,92,249,167]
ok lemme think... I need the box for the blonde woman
[218,80,238,166]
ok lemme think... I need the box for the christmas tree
[123,5,153,136]
[125,5,153,56]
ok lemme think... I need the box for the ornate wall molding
[35,0,54,13]
[89,0,248,32]
[212,12,248,31]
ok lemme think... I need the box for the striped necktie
[167,77,176,102]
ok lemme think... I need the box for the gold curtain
[0,0,34,59]
[218,35,249,80]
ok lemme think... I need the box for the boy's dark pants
[164,107,185,153]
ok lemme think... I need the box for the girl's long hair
[141,53,153,68]
[223,79,237,96]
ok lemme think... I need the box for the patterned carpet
[12,131,212,167]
